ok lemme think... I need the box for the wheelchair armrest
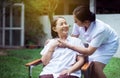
[25,59,42,67]
[25,59,43,78]
[81,61,94,71]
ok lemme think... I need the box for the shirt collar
[84,21,95,36]
[66,35,71,42]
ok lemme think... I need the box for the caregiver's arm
[71,34,79,38]
[58,39,97,56]
[69,45,97,55]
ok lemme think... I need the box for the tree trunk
[48,11,54,38]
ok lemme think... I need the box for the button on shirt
[40,36,83,78]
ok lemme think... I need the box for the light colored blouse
[72,19,119,64]
[40,36,83,78]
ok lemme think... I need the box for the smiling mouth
[61,28,69,34]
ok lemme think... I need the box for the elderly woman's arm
[41,48,54,65]
[60,55,84,76]
[41,40,59,65]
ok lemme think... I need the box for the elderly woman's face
[55,18,69,36]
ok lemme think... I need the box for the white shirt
[40,36,83,78]
[72,19,119,64]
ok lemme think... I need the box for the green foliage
[25,16,45,45]
[2,0,59,44]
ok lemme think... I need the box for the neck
[58,35,67,40]
[84,21,91,31]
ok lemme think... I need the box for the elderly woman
[39,17,85,78]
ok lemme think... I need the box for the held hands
[50,39,69,49]
[47,39,70,53]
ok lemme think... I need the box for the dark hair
[73,6,95,22]
[51,17,65,38]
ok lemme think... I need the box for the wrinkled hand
[59,69,70,76]
[58,39,69,48]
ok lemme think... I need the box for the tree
[43,0,59,37]
[23,0,59,44]
[3,0,59,45]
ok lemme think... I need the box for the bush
[25,16,46,46]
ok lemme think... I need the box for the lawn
[0,48,120,78]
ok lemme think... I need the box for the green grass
[0,48,43,78]
[104,57,120,78]
[0,48,120,78]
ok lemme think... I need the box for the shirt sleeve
[89,30,107,47]
[73,37,84,55]
[71,23,80,35]
[40,40,54,55]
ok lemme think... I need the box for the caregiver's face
[73,15,85,27]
